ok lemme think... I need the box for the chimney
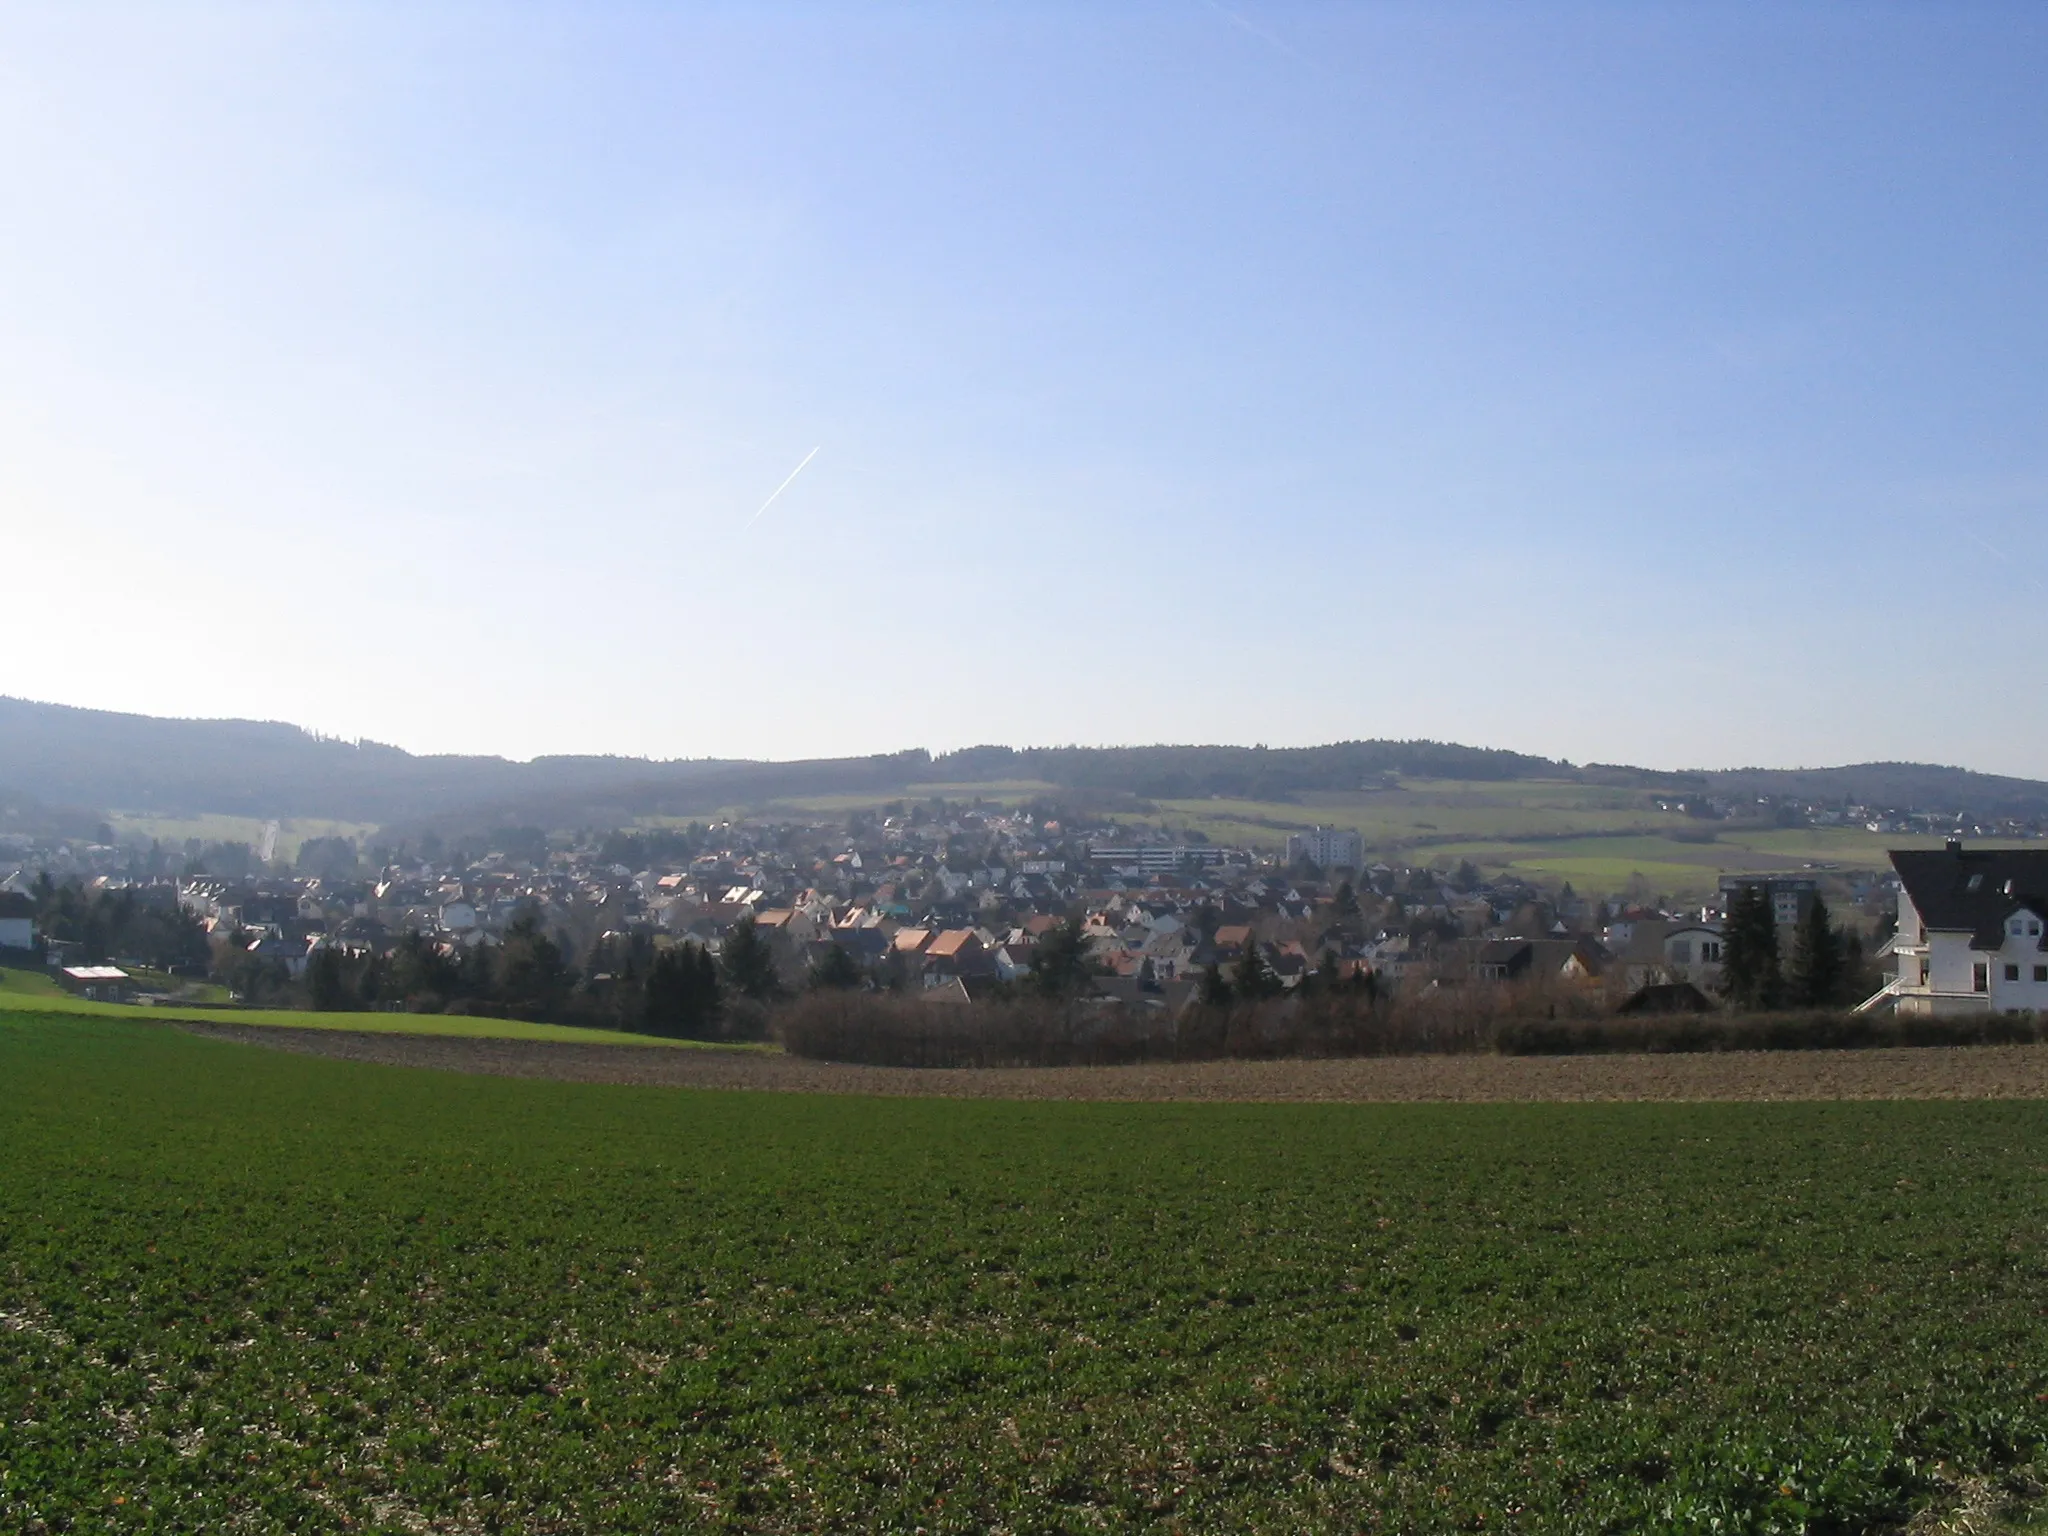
[1946,837,1964,854]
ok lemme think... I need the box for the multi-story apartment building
[1716,874,1820,928]
[1285,826,1364,871]
[1086,845,1227,873]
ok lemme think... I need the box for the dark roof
[1474,937,1603,977]
[823,929,889,961]
[0,891,34,919]
[1891,846,2048,951]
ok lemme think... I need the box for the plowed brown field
[171,1020,2048,1101]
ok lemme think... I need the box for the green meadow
[102,813,383,864]
[0,985,723,1047]
[1143,782,1966,897]
[0,965,64,1000]
[6,1012,2048,1532]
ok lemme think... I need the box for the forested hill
[0,696,739,822]
[2,695,2044,827]
[0,699,1568,823]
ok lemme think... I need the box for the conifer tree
[1720,884,1760,1007]
[1720,884,1783,1011]
[1028,915,1094,998]
[720,916,781,1001]
[1789,895,1843,1007]
[645,941,723,1035]
[1200,961,1233,1007]
[1234,937,1282,1000]
[806,942,864,991]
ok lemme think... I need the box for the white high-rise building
[1285,826,1363,870]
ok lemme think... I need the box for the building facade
[1716,875,1820,929]
[0,890,34,951]
[1888,842,2048,1015]
[1285,826,1364,870]
[1086,845,1227,873]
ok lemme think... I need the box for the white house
[1613,920,1724,992]
[0,890,36,951]
[1661,923,1725,991]
[1887,842,2048,1015]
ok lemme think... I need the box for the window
[1974,963,1990,993]
[2035,966,2047,983]
[2006,964,2021,982]
[2013,920,2026,936]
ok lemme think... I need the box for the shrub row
[773,990,2048,1068]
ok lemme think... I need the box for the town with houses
[8,784,2048,1025]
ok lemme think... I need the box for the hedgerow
[774,988,2048,1068]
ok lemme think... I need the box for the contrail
[1963,527,2048,594]
[1203,0,1311,67]
[744,445,821,528]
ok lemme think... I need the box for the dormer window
[1968,874,1985,891]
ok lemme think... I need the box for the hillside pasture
[104,812,382,864]
[0,963,63,998]
[757,779,1065,814]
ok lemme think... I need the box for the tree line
[23,876,212,971]
[1718,887,1869,1010]
[269,911,792,1038]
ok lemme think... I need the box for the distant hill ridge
[3,695,2045,827]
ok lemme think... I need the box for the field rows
[5,1015,2048,1531]
[162,1017,2048,1103]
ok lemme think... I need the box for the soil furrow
[167,1020,2048,1102]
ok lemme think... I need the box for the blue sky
[4,3,2045,773]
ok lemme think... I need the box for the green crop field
[6,1016,2048,1532]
